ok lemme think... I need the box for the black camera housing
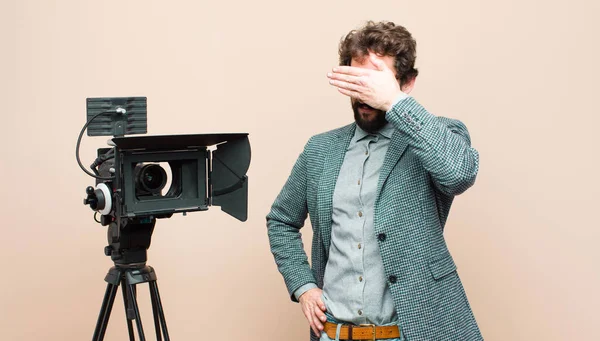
[103,133,250,221]
[82,97,250,265]
[84,97,250,223]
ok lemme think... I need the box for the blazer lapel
[317,123,355,254]
[375,129,409,206]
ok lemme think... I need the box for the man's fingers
[327,72,364,86]
[337,87,361,100]
[304,305,314,321]
[304,308,318,335]
[299,289,326,336]
[315,306,327,323]
[303,303,320,336]
[312,306,324,330]
[311,324,320,336]
[310,323,319,336]
[332,66,369,76]
[309,311,320,335]
[316,297,327,312]
[329,79,363,93]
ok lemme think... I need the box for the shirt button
[358,211,363,217]
[389,275,398,283]
[359,276,363,282]
[357,179,361,185]
[358,243,362,249]
[358,310,363,315]
[365,151,369,155]
[378,233,386,242]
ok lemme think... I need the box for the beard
[352,99,388,134]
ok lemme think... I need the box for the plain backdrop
[1,0,598,340]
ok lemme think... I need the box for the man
[267,21,483,341]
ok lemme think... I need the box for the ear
[401,77,416,94]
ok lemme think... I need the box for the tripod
[92,264,170,341]
[89,218,170,341]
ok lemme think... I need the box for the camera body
[82,97,250,264]
[90,133,249,223]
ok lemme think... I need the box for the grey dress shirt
[294,95,408,327]
[321,121,398,325]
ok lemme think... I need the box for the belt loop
[347,325,353,341]
[335,323,342,341]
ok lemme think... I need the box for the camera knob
[84,183,112,215]
[84,187,98,209]
[104,246,112,257]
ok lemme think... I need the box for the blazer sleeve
[266,139,317,302]
[385,97,480,196]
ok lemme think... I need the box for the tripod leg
[149,280,170,341]
[92,282,119,341]
[121,278,136,341]
[149,280,162,341]
[127,283,147,341]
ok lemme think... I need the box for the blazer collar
[317,123,355,253]
[375,128,409,206]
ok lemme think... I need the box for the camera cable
[75,110,118,180]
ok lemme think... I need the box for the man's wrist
[385,92,409,113]
[294,283,318,301]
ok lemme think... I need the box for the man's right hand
[299,288,327,336]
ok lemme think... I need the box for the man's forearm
[267,218,318,301]
[385,97,479,196]
[266,139,318,301]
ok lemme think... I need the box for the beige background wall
[1,0,598,340]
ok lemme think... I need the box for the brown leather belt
[324,322,400,340]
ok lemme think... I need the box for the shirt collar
[378,122,395,139]
[354,122,395,142]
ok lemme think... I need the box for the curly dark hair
[339,21,418,86]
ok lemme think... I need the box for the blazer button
[389,275,397,283]
[378,233,386,242]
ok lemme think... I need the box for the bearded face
[351,99,388,133]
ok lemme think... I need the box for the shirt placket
[355,136,375,322]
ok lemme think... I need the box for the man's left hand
[327,54,404,112]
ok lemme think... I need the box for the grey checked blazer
[267,97,483,341]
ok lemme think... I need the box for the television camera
[78,97,250,341]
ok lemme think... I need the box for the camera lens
[135,164,167,195]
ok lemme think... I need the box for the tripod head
[104,217,156,267]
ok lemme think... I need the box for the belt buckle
[359,324,376,341]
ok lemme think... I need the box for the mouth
[358,103,377,117]
[358,103,374,110]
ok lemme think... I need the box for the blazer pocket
[428,250,457,280]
